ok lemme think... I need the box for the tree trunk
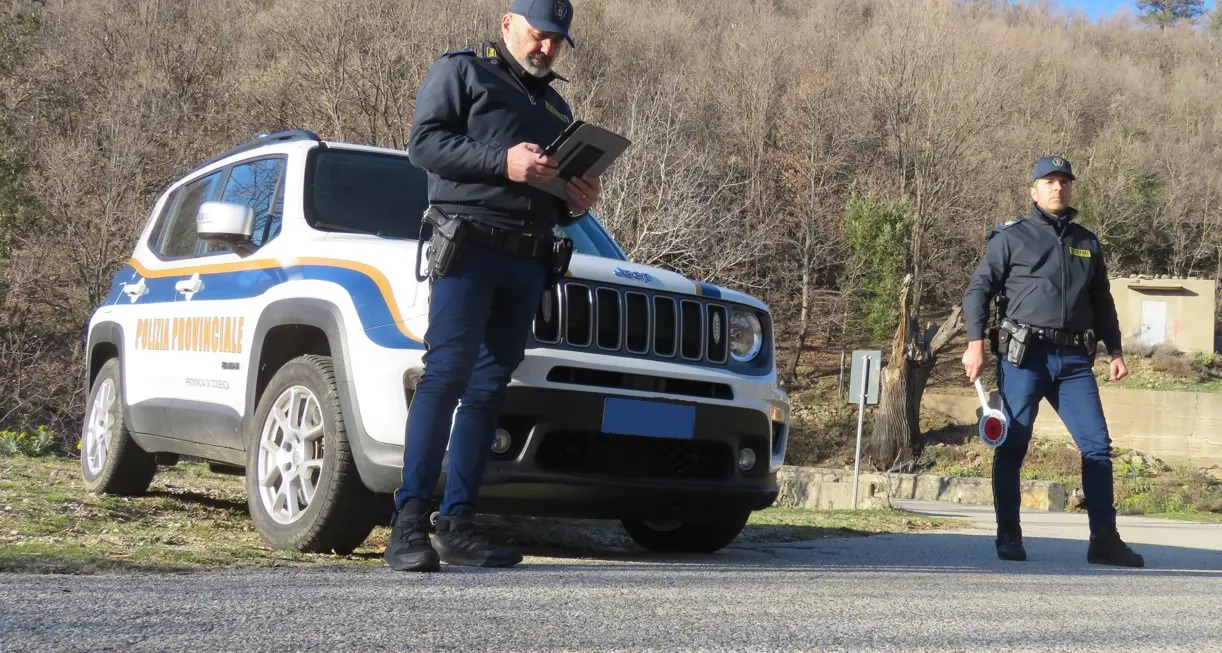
[866,274,964,472]
[785,260,812,384]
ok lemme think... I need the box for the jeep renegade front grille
[532,280,731,365]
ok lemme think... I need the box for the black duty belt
[1027,326,1089,347]
[464,221,553,259]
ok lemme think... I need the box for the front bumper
[354,385,782,522]
[474,387,780,521]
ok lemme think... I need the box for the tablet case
[528,120,631,200]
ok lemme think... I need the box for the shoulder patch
[994,218,1022,231]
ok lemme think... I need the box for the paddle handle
[974,377,991,410]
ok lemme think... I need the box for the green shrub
[1195,351,1216,368]
[0,426,56,458]
[841,192,911,342]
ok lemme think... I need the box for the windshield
[555,215,627,261]
[304,147,626,260]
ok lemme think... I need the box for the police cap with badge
[1031,155,1076,182]
[509,0,576,48]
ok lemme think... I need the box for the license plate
[601,398,695,439]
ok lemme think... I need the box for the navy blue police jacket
[407,39,578,236]
[962,204,1123,355]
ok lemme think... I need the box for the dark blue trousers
[394,242,548,516]
[994,341,1116,534]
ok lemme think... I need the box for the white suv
[79,130,790,554]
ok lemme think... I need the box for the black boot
[996,522,1027,562]
[383,500,440,572]
[1087,525,1145,568]
[433,511,523,568]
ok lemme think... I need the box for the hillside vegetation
[2,0,1221,444]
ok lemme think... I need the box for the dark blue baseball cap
[1032,155,1075,181]
[509,0,575,48]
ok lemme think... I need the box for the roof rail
[190,129,323,173]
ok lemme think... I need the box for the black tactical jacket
[963,204,1123,354]
[407,40,577,235]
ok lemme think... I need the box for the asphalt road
[2,502,1220,653]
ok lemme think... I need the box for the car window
[304,147,628,260]
[304,149,430,238]
[145,187,182,252]
[155,171,223,258]
[204,157,286,253]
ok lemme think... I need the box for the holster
[416,206,471,281]
[997,318,1031,367]
[548,237,574,286]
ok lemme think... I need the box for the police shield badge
[973,378,1009,448]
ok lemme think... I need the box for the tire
[621,512,751,554]
[80,358,157,495]
[244,354,377,554]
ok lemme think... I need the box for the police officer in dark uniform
[383,0,601,572]
[962,156,1144,568]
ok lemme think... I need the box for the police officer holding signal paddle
[383,0,601,572]
[962,155,1144,568]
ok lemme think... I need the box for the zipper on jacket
[505,67,538,105]
[1058,233,1067,328]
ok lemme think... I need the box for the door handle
[121,278,148,302]
[175,273,203,297]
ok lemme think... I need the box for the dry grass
[0,454,965,574]
[1115,344,1222,392]
[915,437,1222,521]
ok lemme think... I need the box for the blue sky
[1063,0,1217,21]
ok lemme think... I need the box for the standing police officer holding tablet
[962,156,1144,568]
[384,0,601,572]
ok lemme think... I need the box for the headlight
[729,308,763,362]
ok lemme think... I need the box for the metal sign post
[848,350,882,510]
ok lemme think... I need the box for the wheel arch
[84,319,139,437]
[85,320,124,395]
[244,299,390,493]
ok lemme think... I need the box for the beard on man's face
[506,24,554,77]
[523,50,553,75]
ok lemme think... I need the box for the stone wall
[775,466,892,510]
[922,388,1222,471]
[775,466,1067,512]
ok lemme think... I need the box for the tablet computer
[528,121,631,200]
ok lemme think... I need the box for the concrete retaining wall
[923,388,1222,471]
[775,466,1067,512]
[775,466,893,510]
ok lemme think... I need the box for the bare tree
[2,0,1222,450]
[866,275,964,470]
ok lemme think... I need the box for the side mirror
[197,201,255,255]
